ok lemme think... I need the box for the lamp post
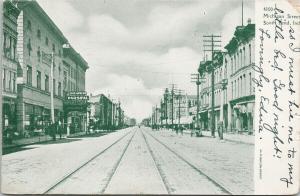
[219,78,228,139]
[42,51,60,124]
[164,88,169,128]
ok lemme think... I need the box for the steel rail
[141,130,173,194]
[144,130,232,195]
[43,130,133,194]
[99,130,137,194]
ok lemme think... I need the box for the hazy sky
[38,0,254,122]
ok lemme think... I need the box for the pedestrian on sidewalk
[58,120,62,139]
[50,122,57,141]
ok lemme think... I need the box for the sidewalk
[159,128,254,145]
[199,130,254,145]
[3,130,113,150]
[3,134,67,149]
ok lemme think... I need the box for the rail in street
[2,127,253,194]
[44,130,135,194]
[142,130,231,195]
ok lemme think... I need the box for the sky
[38,0,254,122]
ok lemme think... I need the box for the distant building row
[147,21,255,134]
[90,94,136,130]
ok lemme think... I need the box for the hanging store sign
[65,91,89,105]
[64,91,89,112]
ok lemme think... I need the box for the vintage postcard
[0,0,299,195]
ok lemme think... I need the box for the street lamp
[219,78,228,139]
[42,51,61,124]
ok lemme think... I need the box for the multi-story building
[90,94,125,130]
[62,44,87,94]
[157,90,197,128]
[198,21,255,134]
[62,44,88,134]
[2,1,20,133]
[15,1,68,135]
[198,52,225,131]
[225,22,255,133]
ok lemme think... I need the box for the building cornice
[15,0,68,44]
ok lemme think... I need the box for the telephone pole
[169,84,177,131]
[203,34,221,137]
[176,89,183,127]
[191,73,202,132]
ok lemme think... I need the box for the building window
[249,72,252,95]
[37,29,41,39]
[240,49,243,68]
[37,46,41,62]
[45,75,49,92]
[52,43,55,52]
[26,65,32,86]
[243,47,246,66]
[3,32,7,54]
[243,74,246,96]
[58,82,61,96]
[8,71,12,92]
[45,37,49,46]
[234,80,236,98]
[27,38,32,56]
[63,71,67,90]
[3,69,6,90]
[58,65,61,75]
[12,38,16,60]
[249,44,252,64]
[53,79,56,95]
[27,20,32,31]
[234,55,236,73]
[37,70,41,89]
[13,73,16,93]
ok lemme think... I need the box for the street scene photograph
[1,0,255,194]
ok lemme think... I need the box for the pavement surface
[1,126,254,195]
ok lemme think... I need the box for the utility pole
[178,90,182,126]
[50,52,55,124]
[203,34,221,137]
[155,104,158,129]
[169,84,177,131]
[191,73,202,132]
[164,88,168,128]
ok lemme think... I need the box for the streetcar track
[144,130,232,195]
[100,130,137,194]
[43,130,133,194]
[141,130,173,194]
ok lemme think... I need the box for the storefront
[2,97,17,131]
[64,91,89,135]
[230,98,254,134]
[23,103,63,137]
[199,110,209,130]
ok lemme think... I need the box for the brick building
[2,1,20,134]
[198,21,255,134]
[62,44,88,134]
[15,1,67,135]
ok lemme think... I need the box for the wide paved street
[2,127,254,195]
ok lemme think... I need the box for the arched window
[240,49,242,68]
[249,44,252,64]
[243,47,246,66]
[27,20,32,31]
[37,29,41,39]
